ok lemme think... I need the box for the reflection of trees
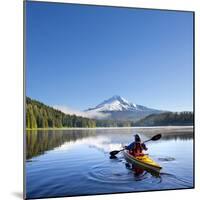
[26,130,96,160]
[161,133,193,141]
[26,128,194,160]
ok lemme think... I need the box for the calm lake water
[26,127,194,199]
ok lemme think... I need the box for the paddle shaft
[109,134,162,157]
[143,139,151,143]
[110,140,149,156]
[121,139,150,151]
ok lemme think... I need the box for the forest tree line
[26,97,96,128]
[134,111,194,126]
[26,97,131,128]
[26,97,193,129]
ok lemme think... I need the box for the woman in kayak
[125,134,148,157]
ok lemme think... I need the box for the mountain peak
[85,95,164,121]
[105,95,127,102]
[111,95,122,99]
[109,95,129,103]
[86,95,137,112]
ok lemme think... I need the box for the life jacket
[130,142,144,156]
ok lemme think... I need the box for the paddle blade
[151,134,162,141]
[110,155,117,159]
[109,150,120,156]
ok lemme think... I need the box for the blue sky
[26,2,193,111]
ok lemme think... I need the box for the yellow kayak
[123,149,162,174]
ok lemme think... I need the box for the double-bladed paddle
[109,134,162,157]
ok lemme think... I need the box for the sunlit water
[26,127,194,199]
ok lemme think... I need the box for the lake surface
[26,127,194,199]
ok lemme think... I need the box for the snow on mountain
[86,95,150,112]
[85,95,163,121]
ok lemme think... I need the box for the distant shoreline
[26,125,193,131]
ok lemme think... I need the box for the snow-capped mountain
[85,95,164,121]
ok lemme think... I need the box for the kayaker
[125,134,148,157]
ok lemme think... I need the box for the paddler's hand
[142,143,148,150]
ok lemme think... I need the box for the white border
[0,0,199,200]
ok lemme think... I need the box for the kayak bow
[123,149,162,174]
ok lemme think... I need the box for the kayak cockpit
[123,149,162,176]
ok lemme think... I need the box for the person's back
[125,134,147,157]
